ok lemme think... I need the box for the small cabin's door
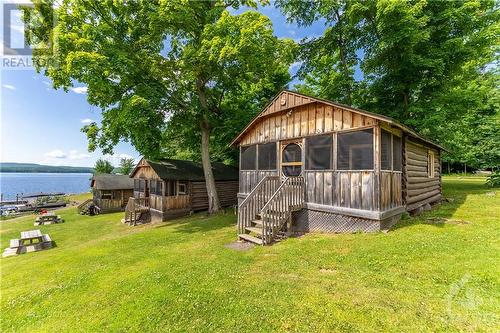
[144,180,150,207]
[280,140,303,178]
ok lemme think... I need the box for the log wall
[404,138,441,211]
[191,181,239,211]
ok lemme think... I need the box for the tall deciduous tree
[23,0,294,213]
[277,0,499,169]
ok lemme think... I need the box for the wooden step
[252,219,263,227]
[239,233,263,245]
[245,226,263,235]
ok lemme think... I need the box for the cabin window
[258,143,277,170]
[393,135,402,171]
[156,181,163,196]
[305,134,332,170]
[150,180,156,194]
[101,191,112,199]
[428,151,435,178]
[134,179,145,192]
[381,130,392,170]
[166,181,176,196]
[241,145,256,170]
[337,129,374,170]
[177,182,187,195]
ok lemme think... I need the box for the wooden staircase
[122,197,150,226]
[78,199,96,215]
[238,176,304,245]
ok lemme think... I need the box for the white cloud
[80,118,93,124]
[104,153,135,165]
[70,86,88,94]
[68,150,91,160]
[2,84,16,90]
[44,149,67,159]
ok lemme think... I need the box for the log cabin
[232,90,443,245]
[90,174,134,213]
[125,158,239,224]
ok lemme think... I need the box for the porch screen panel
[258,143,277,170]
[241,145,256,170]
[381,130,392,170]
[337,129,374,170]
[393,135,402,171]
[156,181,163,196]
[150,180,157,194]
[306,135,332,170]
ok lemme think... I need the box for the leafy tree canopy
[94,159,114,174]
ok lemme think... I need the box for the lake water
[0,173,92,200]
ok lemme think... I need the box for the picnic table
[35,212,63,226]
[3,229,53,257]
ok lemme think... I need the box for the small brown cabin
[127,158,239,223]
[232,90,443,245]
[90,174,134,212]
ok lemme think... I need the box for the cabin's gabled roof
[91,174,134,190]
[231,90,444,150]
[131,158,239,181]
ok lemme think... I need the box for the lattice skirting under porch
[291,209,401,233]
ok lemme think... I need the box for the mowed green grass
[1,177,498,332]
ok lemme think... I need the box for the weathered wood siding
[404,138,441,211]
[191,181,239,211]
[239,170,279,194]
[380,171,403,210]
[240,102,377,146]
[303,171,376,210]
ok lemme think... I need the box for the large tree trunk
[200,117,221,214]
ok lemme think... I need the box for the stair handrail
[260,176,305,244]
[77,198,93,213]
[237,175,281,234]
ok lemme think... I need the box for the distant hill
[0,163,94,173]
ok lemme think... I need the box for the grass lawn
[1,177,498,332]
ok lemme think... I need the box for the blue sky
[1,3,327,167]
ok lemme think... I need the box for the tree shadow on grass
[392,178,490,231]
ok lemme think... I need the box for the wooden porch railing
[237,176,281,234]
[260,177,305,244]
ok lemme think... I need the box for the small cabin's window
[428,151,435,178]
[101,190,112,199]
[241,145,256,170]
[178,182,187,195]
[134,179,140,192]
[305,134,332,170]
[135,179,145,192]
[381,130,392,170]
[337,129,374,170]
[166,181,176,196]
[150,180,156,194]
[258,143,277,170]
[156,180,163,196]
[393,135,402,171]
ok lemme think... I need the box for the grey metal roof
[140,159,239,181]
[91,174,134,190]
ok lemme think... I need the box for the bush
[485,171,500,188]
